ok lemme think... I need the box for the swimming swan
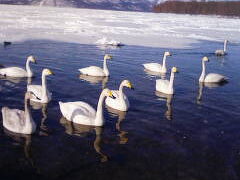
[105,80,134,111]
[143,51,171,73]
[59,88,115,126]
[27,68,54,103]
[78,54,112,77]
[2,92,36,134]
[199,57,227,83]
[156,67,178,95]
[0,56,36,77]
[215,40,228,56]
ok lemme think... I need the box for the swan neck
[224,41,227,52]
[162,54,167,70]
[95,92,106,126]
[41,74,48,101]
[103,57,109,76]
[169,71,175,89]
[26,59,33,77]
[199,60,206,82]
[119,83,125,100]
[24,97,32,124]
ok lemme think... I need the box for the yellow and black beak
[127,82,134,90]
[109,91,116,99]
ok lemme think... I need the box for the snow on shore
[0,4,239,48]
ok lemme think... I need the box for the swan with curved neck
[59,88,114,126]
[27,68,54,103]
[215,40,228,56]
[2,92,36,134]
[78,54,112,77]
[0,56,36,77]
[105,80,134,111]
[156,67,178,95]
[199,56,227,83]
[143,51,171,73]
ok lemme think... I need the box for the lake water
[0,40,240,180]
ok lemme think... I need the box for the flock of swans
[0,40,229,136]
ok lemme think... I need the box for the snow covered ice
[0,4,240,48]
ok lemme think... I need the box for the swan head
[25,91,35,100]
[43,68,54,76]
[103,88,115,99]
[27,56,37,64]
[172,67,179,73]
[164,51,172,56]
[104,54,113,60]
[202,56,209,62]
[122,80,134,90]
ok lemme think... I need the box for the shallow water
[0,40,240,180]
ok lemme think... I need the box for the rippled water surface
[0,40,240,180]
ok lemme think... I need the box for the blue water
[0,40,240,180]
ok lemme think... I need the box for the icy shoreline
[0,4,239,48]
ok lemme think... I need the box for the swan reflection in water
[197,81,228,104]
[106,106,128,144]
[30,102,50,136]
[79,74,108,89]
[60,117,108,162]
[3,129,35,168]
[0,75,32,85]
[144,69,166,79]
[155,91,173,120]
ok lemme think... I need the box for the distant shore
[153,1,240,17]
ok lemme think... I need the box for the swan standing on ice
[59,88,115,126]
[105,80,134,111]
[0,56,36,77]
[199,57,227,83]
[2,92,36,134]
[79,54,112,77]
[27,68,54,103]
[215,40,228,56]
[156,67,178,95]
[143,51,172,73]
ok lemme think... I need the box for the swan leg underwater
[156,67,178,95]
[2,92,36,135]
[105,80,134,111]
[199,56,227,83]
[0,56,36,77]
[27,68,54,104]
[79,54,113,77]
[59,88,115,126]
[143,51,171,74]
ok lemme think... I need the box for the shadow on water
[0,39,240,180]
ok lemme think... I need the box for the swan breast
[105,90,129,111]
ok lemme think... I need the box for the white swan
[199,57,227,83]
[59,88,114,126]
[2,92,36,134]
[27,68,54,103]
[156,67,178,95]
[143,51,171,73]
[78,54,112,77]
[105,80,134,111]
[0,56,36,77]
[215,40,228,56]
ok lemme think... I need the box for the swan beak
[32,58,37,64]
[202,56,209,62]
[127,82,134,90]
[49,70,55,75]
[109,91,116,99]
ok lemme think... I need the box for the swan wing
[204,73,226,83]
[59,101,96,125]
[27,85,51,101]
[0,67,27,77]
[2,107,26,133]
[78,66,105,76]
[143,63,162,72]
